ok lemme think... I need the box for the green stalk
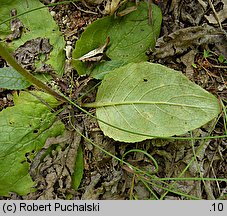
[0,42,67,102]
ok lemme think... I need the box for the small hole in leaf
[33,129,39,134]
[25,152,32,163]
[20,160,26,164]
[143,78,148,82]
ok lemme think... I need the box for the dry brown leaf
[152,25,222,59]
[205,3,227,24]
[74,36,110,62]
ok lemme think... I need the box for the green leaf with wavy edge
[0,67,31,89]
[87,62,220,143]
[0,0,65,76]
[0,91,65,196]
[72,2,162,79]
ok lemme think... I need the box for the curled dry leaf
[105,0,121,15]
[73,37,110,62]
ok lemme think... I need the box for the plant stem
[0,42,67,102]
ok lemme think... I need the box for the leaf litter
[13,37,54,74]
[27,130,83,199]
[151,25,225,60]
[0,0,227,200]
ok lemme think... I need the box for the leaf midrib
[83,101,216,109]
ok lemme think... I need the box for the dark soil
[0,0,227,200]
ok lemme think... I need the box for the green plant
[72,2,162,78]
[218,54,227,64]
[202,49,227,64]
[0,0,224,197]
[0,43,66,101]
[203,49,211,58]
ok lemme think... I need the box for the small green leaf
[72,2,162,79]
[0,67,31,89]
[72,144,84,190]
[0,91,65,196]
[191,63,197,68]
[203,49,211,58]
[218,55,226,63]
[91,62,220,142]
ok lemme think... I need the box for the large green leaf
[88,62,220,142]
[0,0,65,76]
[72,2,162,79]
[0,67,31,89]
[0,91,65,196]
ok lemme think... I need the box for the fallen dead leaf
[205,1,227,24]
[152,25,223,59]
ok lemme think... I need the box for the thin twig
[208,0,227,38]
[148,0,153,25]
[72,2,98,15]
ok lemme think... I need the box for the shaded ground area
[0,0,227,200]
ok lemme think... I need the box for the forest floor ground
[0,0,227,200]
